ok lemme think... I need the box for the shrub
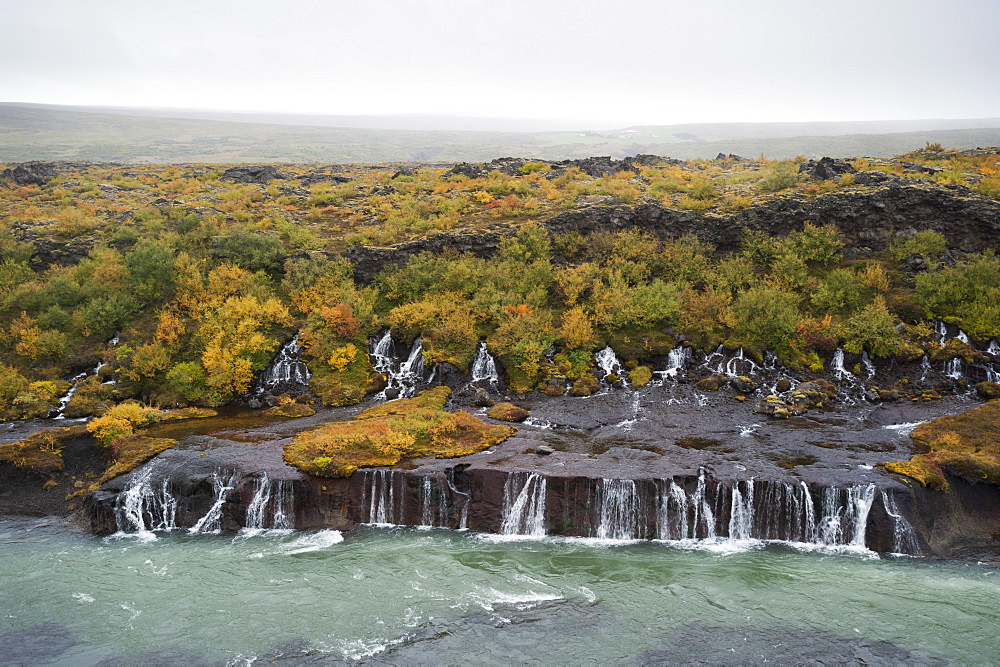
[889,229,947,261]
[732,286,800,353]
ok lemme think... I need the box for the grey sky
[2,0,998,127]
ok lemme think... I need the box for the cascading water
[419,476,450,528]
[934,320,949,344]
[189,472,238,534]
[499,472,547,537]
[595,479,643,540]
[724,348,758,378]
[943,358,963,380]
[830,348,854,382]
[363,470,403,525]
[54,334,120,419]
[657,481,689,540]
[880,491,919,555]
[368,332,426,399]
[595,346,627,385]
[584,473,885,550]
[920,355,932,381]
[957,329,970,344]
[988,339,1000,356]
[861,352,876,380]
[114,463,177,536]
[470,341,499,385]
[728,479,755,541]
[244,473,294,532]
[659,346,692,381]
[257,334,310,392]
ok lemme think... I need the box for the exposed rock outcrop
[0,161,57,186]
[220,165,285,183]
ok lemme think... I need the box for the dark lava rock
[775,378,793,393]
[535,444,555,455]
[219,165,285,183]
[299,172,351,187]
[798,156,857,180]
[384,387,401,400]
[0,161,57,186]
[715,152,748,162]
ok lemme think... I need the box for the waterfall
[370,330,396,377]
[595,479,642,540]
[830,348,854,382]
[920,354,932,381]
[691,469,716,539]
[257,334,310,392]
[363,470,403,525]
[445,469,470,530]
[368,332,425,399]
[934,320,948,344]
[244,474,295,532]
[114,464,177,535]
[957,329,970,344]
[189,472,238,534]
[595,346,627,385]
[702,344,726,374]
[419,476,450,528]
[657,481,689,540]
[988,339,1000,356]
[660,346,691,381]
[943,358,963,380]
[880,491,920,555]
[815,484,875,546]
[861,352,876,380]
[470,341,499,385]
[499,472,547,537]
[728,479,755,541]
[724,348,758,378]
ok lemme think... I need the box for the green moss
[284,387,515,477]
[629,366,653,387]
[486,402,530,422]
[263,402,316,418]
[886,400,1000,491]
[0,424,89,474]
[101,435,177,482]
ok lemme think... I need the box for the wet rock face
[219,165,285,183]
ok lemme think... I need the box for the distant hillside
[2,103,1000,163]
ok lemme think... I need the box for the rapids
[1,517,998,664]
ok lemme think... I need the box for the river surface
[1,518,998,664]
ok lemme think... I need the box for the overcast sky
[2,0,998,128]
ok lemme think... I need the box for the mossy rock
[263,402,316,418]
[540,381,567,397]
[975,382,1000,400]
[569,376,599,397]
[885,400,1000,491]
[284,387,515,478]
[160,407,218,422]
[487,402,529,422]
[697,375,727,391]
[0,424,89,474]
[629,366,653,388]
[101,435,177,483]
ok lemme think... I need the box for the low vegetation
[886,400,1000,490]
[0,149,998,421]
[284,387,515,477]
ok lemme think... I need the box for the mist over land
[3,102,1000,164]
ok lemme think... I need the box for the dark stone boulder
[798,157,856,180]
[975,382,1000,399]
[220,165,285,184]
[299,172,351,187]
[0,161,57,186]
